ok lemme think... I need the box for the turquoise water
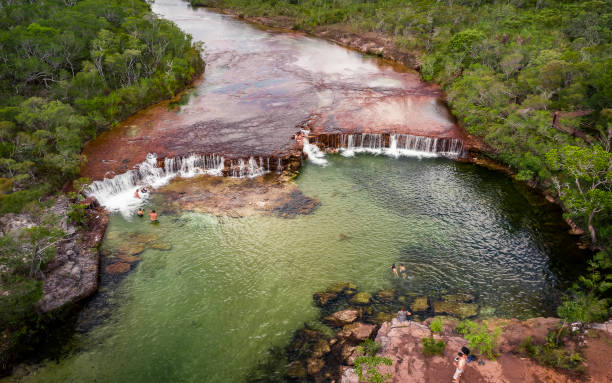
[6,155,586,383]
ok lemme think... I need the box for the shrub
[455,320,501,360]
[430,318,443,333]
[517,335,584,372]
[422,337,445,356]
[354,339,392,383]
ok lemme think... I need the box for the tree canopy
[0,0,204,213]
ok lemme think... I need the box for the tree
[546,145,612,246]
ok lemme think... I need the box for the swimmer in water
[134,189,140,199]
[149,209,158,223]
[391,263,399,278]
[137,208,144,217]
[399,264,407,278]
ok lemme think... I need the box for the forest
[187,0,611,255]
[0,0,204,214]
[0,0,204,369]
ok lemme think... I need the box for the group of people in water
[137,208,158,222]
[133,187,158,222]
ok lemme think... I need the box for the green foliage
[356,338,381,357]
[557,260,611,324]
[68,203,89,228]
[0,0,204,210]
[421,337,445,356]
[0,276,42,328]
[518,335,584,372]
[429,318,443,333]
[354,355,393,383]
[354,340,392,383]
[456,320,501,360]
[546,145,612,247]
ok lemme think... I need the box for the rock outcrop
[338,317,612,383]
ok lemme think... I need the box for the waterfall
[85,153,224,216]
[302,131,328,166]
[337,133,464,159]
[230,156,269,178]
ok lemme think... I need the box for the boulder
[311,338,331,358]
[433,301,478,319]
[105,262,131,274]
[375,289,395,303]
[411,296,429,312]
[349,292,371,305]
[325,309,359,326]
[342,322,376,341]
[286,361,306,378]
[341,344,358,365]
[306,357,325,375]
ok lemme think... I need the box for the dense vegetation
[0,0,203,373]
[187,0,612,254]
[0,0,204,214]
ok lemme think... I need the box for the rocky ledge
[0,197,108,313]
[338,317,612,383]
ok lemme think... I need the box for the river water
[4,1,588,382]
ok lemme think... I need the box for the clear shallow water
[6,156,586,383]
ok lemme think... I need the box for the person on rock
[149,210,158,223]
[391,263,399,277]
[397,306,411,322]
[452,351,468,382]
[137,208,144,217]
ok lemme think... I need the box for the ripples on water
[7,155,587,383]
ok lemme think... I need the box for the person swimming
[149,209,158,222]
[137,208,144,217]
[399,264,407,278]
[134,189,140,199]
[391,264,399,278]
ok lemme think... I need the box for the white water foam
[339,133,463,159]
[85,153,224,217]
[302,132,328,166]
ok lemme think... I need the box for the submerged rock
[286,361,306,378]
[372,311,396,324]
[433,301,478,319]
[327,282,358,294]
[349,292,371,305]
[306,357,325,375]
[149,241,172,251]
[325,309,359,326]
[118,254,142,263]
[311,339,331,358]
[314,291,338,307]
[441,293,474,303]
[411,296,429,312]
[105,262,131,274]
[375,289,395,303]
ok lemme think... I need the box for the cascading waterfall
[85,153,224,216]
[230,156,270,178]
[303,132,465,165]
[302,130,328,166]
